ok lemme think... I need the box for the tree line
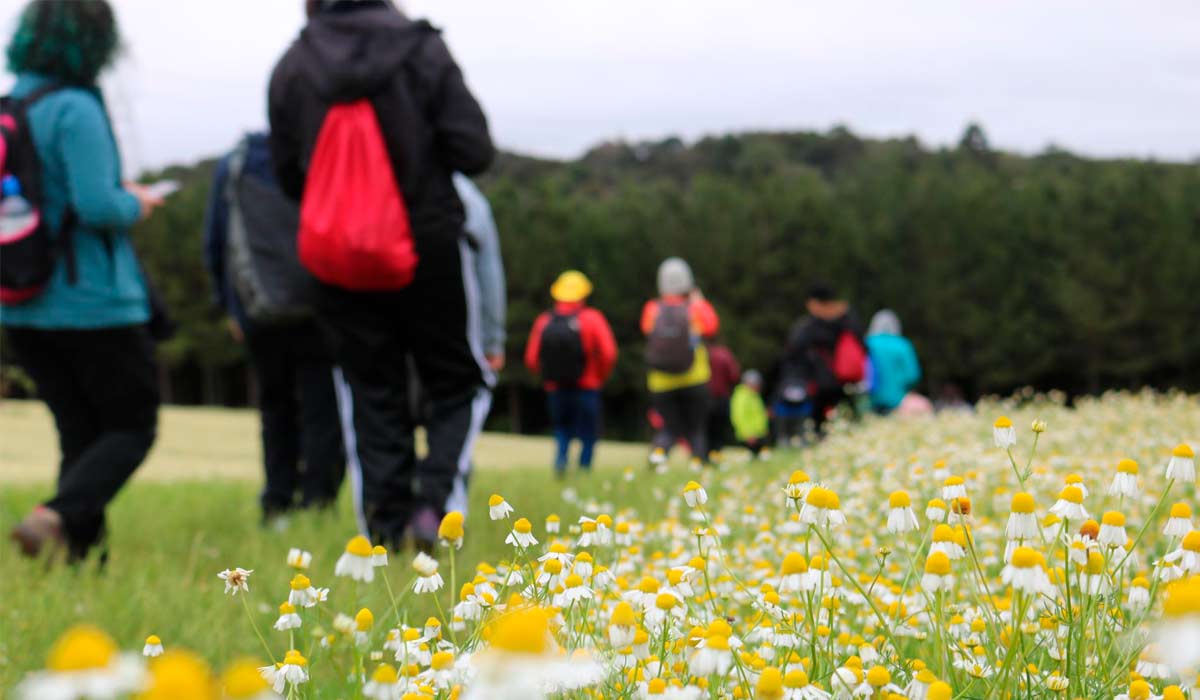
[6,124,1198,439]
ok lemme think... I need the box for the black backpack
[539,311,586,385]
[0,84,77,305]
[225,135,314,324]
[645,302,695,373]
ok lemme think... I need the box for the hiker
[778,283,865,440]
[455,173,507,375]
[203,131,344,526]
[524,271,617,476]
[703,335,740,463]
[3,0,165,560]
[864,309,921,415]
[642,257,719,469]
[730,370,771,458]
[268,0,494,549]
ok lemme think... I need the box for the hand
[486,352,506,372]
[226,317,244,344]
[124,182,165,221]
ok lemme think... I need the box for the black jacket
[778,311,863,394]
[267,2,494,239]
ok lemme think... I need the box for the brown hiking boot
[10,505,66,558]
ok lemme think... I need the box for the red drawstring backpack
[831,330,867,384]
[298,100,417,290]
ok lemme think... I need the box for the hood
[295,6,435,102]
[867,309,902,336]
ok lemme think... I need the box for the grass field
[4,393,1200,698]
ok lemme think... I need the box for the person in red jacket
[704,335,741,463]
[525,271,618,476]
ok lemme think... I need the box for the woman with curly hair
[4,0,165,562]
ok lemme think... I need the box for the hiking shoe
[409,507,442,554]
[11,505,66,559]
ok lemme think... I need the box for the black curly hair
[6,0,121,85]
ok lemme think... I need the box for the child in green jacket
[731,370,771,458]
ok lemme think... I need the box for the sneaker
[409,507,442,554]
[11,505,66,559]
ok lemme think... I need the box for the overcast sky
[3,0,1197,173]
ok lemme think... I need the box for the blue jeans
[548,389,600,471]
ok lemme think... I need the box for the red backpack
[298,100,417,290]
[832,330,867,384]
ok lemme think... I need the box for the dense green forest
[10,124,1200,438]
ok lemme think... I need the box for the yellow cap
[550,270,593,303]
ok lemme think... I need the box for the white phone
[143,180,181,199]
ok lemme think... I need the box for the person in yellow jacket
[731,370,771,459]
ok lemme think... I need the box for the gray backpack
[644,302,695,373]
[226,137,314,324]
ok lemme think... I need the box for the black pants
[651,384,709,461]
[318,236,492,547]
[6,325,159,558]
[705,397,732,455]
[244,321,344,514]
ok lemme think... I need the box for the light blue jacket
[0,73,148,329]
[866,333,921,411]
[453,173,506,357]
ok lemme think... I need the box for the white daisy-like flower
[505,518,539,549]
[1049,486,1089,521]
[1002,546,1051,595]
[941,475,967,501]
[218,567,254,596]
[682,481,708,508]
[992,416,1016,448]
[362,663,403,700]
[545,514,561,533]
[925,499,947,522]
[1098,511,1129,548]
[371,545,389,568]
[921,552,955,594]
[688,634,733,677]
[1166,503,1195,538]
[334,536,376,583]
[288,574,319,608]
[272,650,309,694]
[1108,459,1141,498]
[274,603,302,631]
[1163,531,1200,574]
[885,491,919,534]
[412,552,444,594]
[1167,443,1196,481]
[488,494,514,520]
[141,635,163,658]
[286,548,312,570]
[1006,492,1039,540]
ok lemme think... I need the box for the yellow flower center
[611,602,636,627]
[46,625,118,672]
[1170,502,1193,519]
[1101,511,1126,527]
[142,650,214,700]
[888,491,911,509]
[944,475,964,486]
[279,602,296,615]
[757,667,784,696]
[706,634,730,651]
[1183,531,1200,553]
[290,574,311,590]
[648,677,667,694]
[546,514,560,523]
[655,593,678,610]
[866,665,891,687]
[1085,551,1105,575]
[514,518,532,534]
[355,608,374,632]
[345,536,373,557]
[684,480,702,493]
[927,681,952,700]
[488,494,505,507]
[788,470,810,485]
[145,635,161,646]
[1010,546,1042,569]
[431,650,454,670]
[932,524,955,543]
[372,545,387,557]
[781,552,808,575]
[597,514,613,528]
[925,551,952,576]
[490,607,551,654]
[1057,486,1084,504]
[994,416,1012,429]
[438,511,465,540]
[1010,492,1035,514]
[371,663,399,684]
[1117,459,1139,475]
[1174,443,1195,458]
[581,520,597,533]
[283,650,307,667]
[1129,680,1151,700]
[543,560,563,575]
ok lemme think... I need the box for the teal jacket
[866,334,921,411]
[0,73,148,329]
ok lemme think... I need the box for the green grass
[0,455,765,693]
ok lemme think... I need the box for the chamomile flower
[273,603,302,631]
[334,536,375,582]
[689,632,733,676]
[779,552,812,593]
[412,552,444,594]
[930,524,966,560]
[1168,444,1196,482]
[272,650,308,694]
[1164,532,1200,574]
[353,608,374,646]
[993,416,1016,448]
[784,470,813,504]
[288,574,319,608]
[554,574,595,608]
[545,514,561,533]
[1049,485,1089,521]
[1099,511,1129,547]
[573,551,594,578]
[925,498,947,522]
[1064,473,1088,498]
[142,635,163,658]
[783,668,831,699]
[505,518,539,549]
[942,475,967,501]
[1166,503,1195,538]
[218,567,254,596]
[1006,492,1039,540]
[439,511,465,549]
[1109,459,1142,498]
[488,494,514,520]
[286,548,312,570]
[1002,546,1051,595]
[608,601,638,647]
[683,481,708,508]
[371,545,388,568]
[1127,577,1152,611]
[221,658,281,700]
[886,490,919,534]
[362,663,403,700]
[922,551,954,593]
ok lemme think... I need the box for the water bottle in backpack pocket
[644,302,695,373]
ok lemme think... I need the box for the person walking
[642,257,719,469]
[730,370,771,458]
[778,283,864,440]
[268,0,494,550]
[204,131,344,526]
[525,271,617,476]
[703,335,740,463]
[4,0,165,561]
[864,309,921,415]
